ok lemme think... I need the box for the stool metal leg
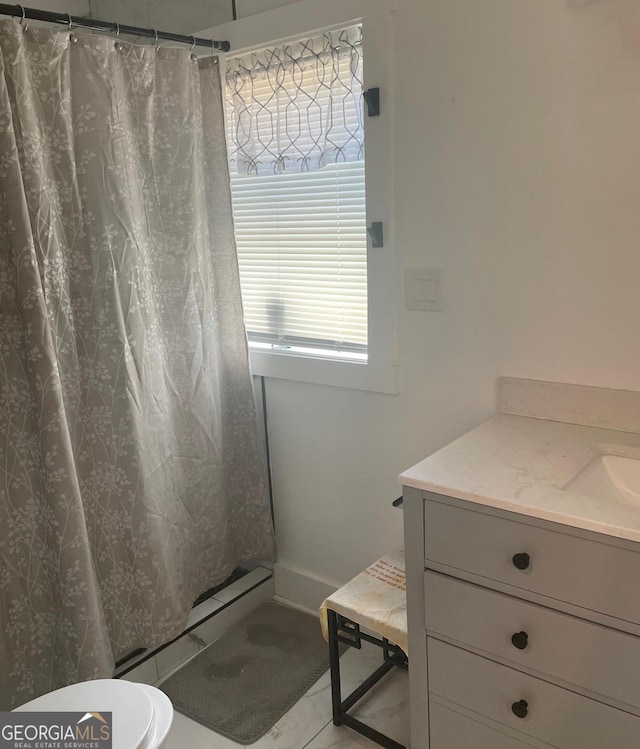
[327,609,406,749]
[328,609,344,726]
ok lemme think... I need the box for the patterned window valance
[225,25,364,176]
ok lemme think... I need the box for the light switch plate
[404,269,443,311]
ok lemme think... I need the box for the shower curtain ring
[66,13,73,30]
[190,36,196,51]
[113,22,122,50]
[152,29,159,51]
[17,5,28,30]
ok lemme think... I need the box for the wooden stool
[320,552,408,749]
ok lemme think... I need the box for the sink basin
[566,455,640,506]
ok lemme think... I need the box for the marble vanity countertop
[399,413,640,543]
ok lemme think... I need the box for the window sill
[249,347,399,394]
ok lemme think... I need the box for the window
[224,26,367,361]
[210,0,397,393]
[230,162,368,359]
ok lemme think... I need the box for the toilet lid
[137,684,174,746]
[14,679,155,749]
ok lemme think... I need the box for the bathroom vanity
[400,378,640,749]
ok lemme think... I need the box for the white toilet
[14,678,174,748]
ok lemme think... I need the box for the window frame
[199,0,398,394]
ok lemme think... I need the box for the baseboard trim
[272,595,318,617]
[274,562,340,613]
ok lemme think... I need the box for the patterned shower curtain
[0,20,275,709]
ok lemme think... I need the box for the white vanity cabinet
[402,489,640,749]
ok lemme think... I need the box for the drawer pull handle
[511,700,529,719]
[511,631,529,650]
[512,552,530,570]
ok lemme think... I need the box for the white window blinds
[224,26,367,356]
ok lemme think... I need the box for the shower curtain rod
[0,3,231,51]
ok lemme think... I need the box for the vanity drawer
[428,638,640,749]
[425,570,640,709]
[429,701,535,749]
[424,499,640,625]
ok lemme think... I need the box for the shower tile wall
[118,566,273,683]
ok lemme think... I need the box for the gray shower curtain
[0,20,275,709]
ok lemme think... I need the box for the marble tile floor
[122,588,409,749]
[160,642,408,749]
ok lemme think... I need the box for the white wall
[236,0,300,18]
[87,0,295,32]
[25,0,90,15]
[489,0,640,388]
[89,0,233,33]
[6,0,288,32]
[254,0,640,609]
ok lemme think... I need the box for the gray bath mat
[160,602,332,744]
